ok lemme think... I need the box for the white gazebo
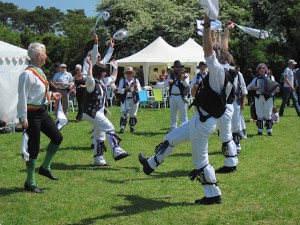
[117,37,205,85]
[0,41,29,123]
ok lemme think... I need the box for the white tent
[117,36,178,84]
[117,37,205,85]
[0,41,29,123]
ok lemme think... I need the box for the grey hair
[75,64,82,70]
[256,63,268,74]
[27,43,46,61]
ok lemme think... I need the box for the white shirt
[17,66,48,121]
[82,44,114,76]
[283,67,294,88]
[189,71,208,88]
[118,78,142,98]
[165,73,189,95]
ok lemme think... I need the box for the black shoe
[268,132,272,136]
[195,196,222,205]
[114,152,129,161]
[120,128,124,133]
[257,132,263,135]
[138,153,154,175]
[130,127,135,133]
[24,182,44,193]
[38,166,58,180]
[215,166,237,174]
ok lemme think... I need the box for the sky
[2,0,100,17]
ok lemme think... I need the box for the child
[271,106,280,123]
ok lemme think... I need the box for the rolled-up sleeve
[17,72,30,121]
[85,76,95,93]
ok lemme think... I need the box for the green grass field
[1,100,300,225]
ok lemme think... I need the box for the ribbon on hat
[199,0,219,21]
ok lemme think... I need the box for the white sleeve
[82,58,88,76]
[91,44,98,66]
[100,47,114,65]
[118,79,125,94]
[181,74,190,87]
[189,74,198,88]
[205,52,225,95]
[17,72,31,121]
[135,80,142,93]
[239,72,248,95]
[85,76,96,93]
[247,77,257,90]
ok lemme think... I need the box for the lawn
[0,100,300,225]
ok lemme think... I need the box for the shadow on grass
[169,152,191,158]
[56,146,93,151]
[69,194,194,225]
[51,162,120,171]
[0,187,24,196]
[208,150,223,155]
[132,131,167,136]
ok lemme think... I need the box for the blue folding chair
[138,89,148,108]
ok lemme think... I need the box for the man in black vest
[83,58,129,166]
[165,60,190,131]
[138,13,228,205]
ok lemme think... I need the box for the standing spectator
[153,67,159,82]
[53,63,74,117]
[279,59,300,116]
[17,42,63,193]
[136,65,145,87]
[139,13,224,205]
[48,62,60,92]
[74,64,86,122]
[118,67,142,133]
[247,63,275,135]
[159,69,168,80]
[295,68,300,105]
[83,58,129,166]
[165,60,190,132]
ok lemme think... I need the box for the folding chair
[152,89,166,109]
[67,92,75,112]
[138,89,148,108]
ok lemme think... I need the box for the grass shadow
[133,131,168,136]
[68,194,194,225]
[0,187,25,196]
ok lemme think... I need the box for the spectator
[74,64,86,122]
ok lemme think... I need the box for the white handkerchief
[199,0,219,21]
[56,101,68,130]
[113,29,129,41]
[102,11,110,21]
[236,25,269,39]
[21,130,29,161]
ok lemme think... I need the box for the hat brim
[197,64,207,68]
[171,65,184,68]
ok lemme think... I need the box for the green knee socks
[42,142,59,171]
[26,158,36,186]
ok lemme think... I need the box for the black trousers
[76,89,86,120]
[27,107,63,159]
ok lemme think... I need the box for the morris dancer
[83,57,129,166]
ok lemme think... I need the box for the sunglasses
[61,67,67,68]
[259,67,265,70]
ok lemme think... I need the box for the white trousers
[121,98,139,118]
[217,104,238,167]
[169,95,188,130]
[255,95,273,120]
[148,112,221,197]
[83,111,126,158]
[232,101,241,133]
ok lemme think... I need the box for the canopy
[117,37,205,85]
[0,41,29,123]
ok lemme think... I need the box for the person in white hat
[279,59,300,116]
[118,67,142,133]
[83,58,129,166]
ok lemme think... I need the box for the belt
[171,93,181,96]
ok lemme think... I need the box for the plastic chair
[138,90,148,108]
[153,89,167,109]
[67,92,75,112]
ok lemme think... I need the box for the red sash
[25,66,51,110]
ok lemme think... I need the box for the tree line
[1,0,300,79]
